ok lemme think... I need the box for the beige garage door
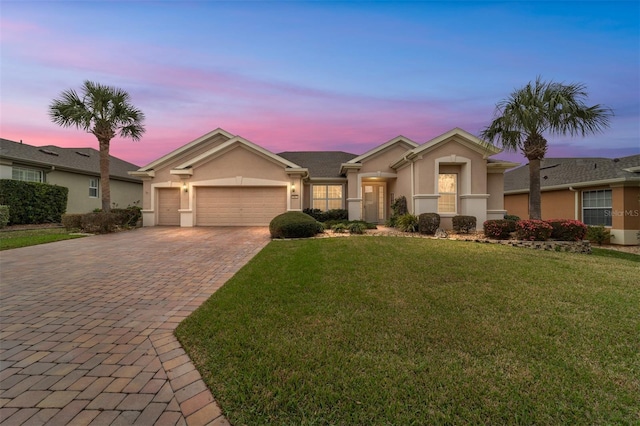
[157,188,180,226]
[196,186,286,226]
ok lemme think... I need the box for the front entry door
[363,184,385,223]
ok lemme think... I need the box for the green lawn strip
[0,228,86,250]
[591,247,640,262]
[175,237,639,425]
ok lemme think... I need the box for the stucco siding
[48,170,141,213]
[192,146,289,181]
[542,190,576,220]
[504,193,528,219]
[357,144,412,174]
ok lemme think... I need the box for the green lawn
[0,228,86,250]
[176,237,639,425]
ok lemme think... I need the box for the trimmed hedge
[547,219,588,241]
[504,214,520,222]
[270,211,322,239]
[0,205,9,228]
[418,213,440,235]
[0,179,68,225]
[515,219,553,241]
[302,208,348,222]
[483,219,514,240]
[61,207,143,233]
[452,215,476,233]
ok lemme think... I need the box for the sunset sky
[1,1,638,167]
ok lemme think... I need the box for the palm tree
[49,81,145,212]
[481,77,612,219]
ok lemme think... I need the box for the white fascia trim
[128,170,155,178]
[170,169,193,178]
[138,128,235,171]
[174,136,303,170]
[488,161,520,172]
[346,135,419,164]
[505,177,640,194]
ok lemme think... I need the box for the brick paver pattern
[0,227,270,425]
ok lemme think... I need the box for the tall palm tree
[481,77,612,219]
[49,81,145,212]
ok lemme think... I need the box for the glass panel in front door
[363,185,378,223]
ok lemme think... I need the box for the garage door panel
[195,186,286,226]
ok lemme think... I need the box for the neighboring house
[504,155,640,245]
[130,127,517,229]
[0,138,143,213]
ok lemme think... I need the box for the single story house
[504,155,640,245]
[130,127,517,230]
[0,138,143,213]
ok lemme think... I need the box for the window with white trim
[582,189,612,226]
[89,178,99,198]
[438,173,457,213]
[12,167,43,182]
[312,184,343,211]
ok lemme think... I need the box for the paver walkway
[0,227,271,425]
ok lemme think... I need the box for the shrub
[391,196,408,216]
[0,205,9,229]
[61,214,83,231]
[397,213,419,232]
[347,222,366,234]
[515,219,553,241]
[586,225,611,246]
[504,214,520,222]
[269,211,322,239]
[418,213,440,235]
[331,223,348,233]
[80,212,119,234]
[483,219,514,240]
[452,215,476,233]
[111,206,142,228]
[0,179,68,225]
[546,219,588,241]
[302,208,348,222]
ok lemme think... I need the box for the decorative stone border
[479,239,592,254]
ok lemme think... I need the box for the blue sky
[1,1,638,166]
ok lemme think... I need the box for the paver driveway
[0,227,271,425]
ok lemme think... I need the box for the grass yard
[176,237,639,425]
[0,228,86,250]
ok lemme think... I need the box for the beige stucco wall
[542,189,576,220]
[357,143,413,174]
[48,170,142,213]
[413,141,487,195]
[487,173,505,210]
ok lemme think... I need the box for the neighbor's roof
[0,138,141,182]
[504,154,640,192]
[278,151,358,178]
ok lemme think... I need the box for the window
[438,173,457,213]
[12,167,43,182]
[582,190,612,226]
[312,185,343,211]
[89,178,99,198]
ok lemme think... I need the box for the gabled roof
[0,138,141,182]
[137,128,234,172]
[391,128,501,168]
[504,154,640,192]
[278,151,357,178]
[346,135,418,165]
[169,136,305,176]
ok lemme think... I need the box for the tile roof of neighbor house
[504,154,640,192]
[0,138,142,182]
[278,151,358,178]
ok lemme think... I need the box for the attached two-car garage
[195,186,287,226]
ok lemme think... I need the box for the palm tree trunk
[528,158,542,219]
[99,139,111,213]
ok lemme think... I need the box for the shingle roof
[504,154,640,192]
[0,138,141,182]
[277,151,358,178]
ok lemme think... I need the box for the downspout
[569,186,578,220]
